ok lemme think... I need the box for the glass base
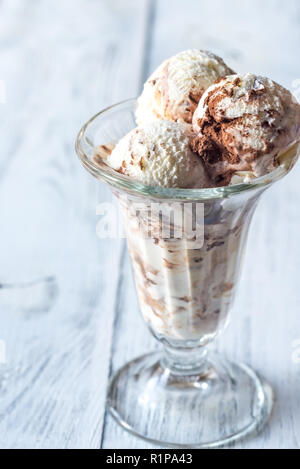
[107,352,273,448]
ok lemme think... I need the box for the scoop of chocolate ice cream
[191,73,300,185]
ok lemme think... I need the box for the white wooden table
[0,0,300,449]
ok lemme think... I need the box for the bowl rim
[75,98,296,200]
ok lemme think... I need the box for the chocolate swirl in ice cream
[136,49,234,126]
[118,194,254,342]
[191,74,300,184]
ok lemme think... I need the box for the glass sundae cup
[76,99,300,448]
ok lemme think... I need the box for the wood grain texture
[1,0,300,450]
[148,0,300,89]
[0,0,151,449]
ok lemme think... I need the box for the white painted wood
[148,0,300,89]
[102,0,300,449]
[1,0,300,450]
[0,0,150,449]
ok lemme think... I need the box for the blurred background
[0,0,300,449]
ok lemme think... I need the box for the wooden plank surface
[0,0,151,449]
[0,0,300,449]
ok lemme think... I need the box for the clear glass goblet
[76,99,299,448]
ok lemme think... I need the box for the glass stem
[161,345,209,375]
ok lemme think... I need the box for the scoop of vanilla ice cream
[104,120,212,188]
[192,73,300,184]
[136,49,234,126]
